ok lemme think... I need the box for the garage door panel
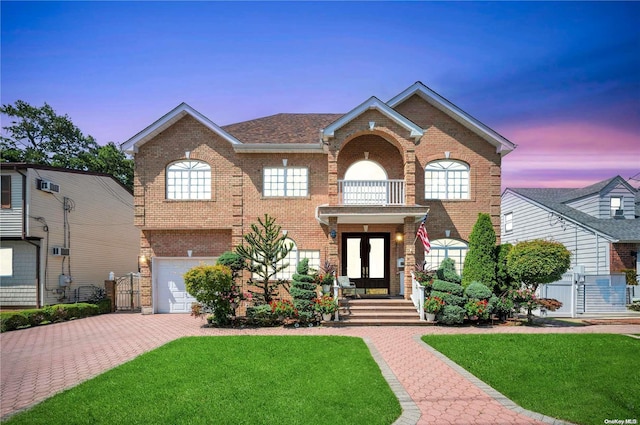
[155,258,216,313]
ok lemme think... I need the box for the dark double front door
[341,233,390,294]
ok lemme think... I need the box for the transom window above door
[166,160,211,200]
[425,160,470,200]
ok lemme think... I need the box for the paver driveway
[1,313,639,424]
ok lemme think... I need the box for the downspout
[16,169,41,308]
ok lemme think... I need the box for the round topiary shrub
[430,291,465,307]
[464,282,492,300]
[431,279,464,296]
[437,305,466,325]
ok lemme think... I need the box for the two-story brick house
[122,82,516,314]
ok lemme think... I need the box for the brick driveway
[1,313,638,424]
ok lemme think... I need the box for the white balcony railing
[338,179,405,205]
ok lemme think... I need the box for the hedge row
[0,299,111,333]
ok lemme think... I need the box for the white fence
[539,271,636,317]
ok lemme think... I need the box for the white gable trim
[388,82,517,155]
[121,103,242,154]
[321,97,423,143]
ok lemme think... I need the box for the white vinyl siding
[0,241,37,306]
[21,168,138,306]
[0,171,24,237]
[501,191,611,275]
[603,183,635,219]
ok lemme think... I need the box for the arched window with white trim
[425,160,469,199]
[424,238,468,275]
[166,160,211,200]
[343,160,389,204]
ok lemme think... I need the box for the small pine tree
[235,214,293,304]
[290,258,317,320]
[462,213,497,289]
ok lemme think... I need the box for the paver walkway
[1,313,639,424]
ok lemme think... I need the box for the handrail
[338,179,405,205]
[410,271,426,321]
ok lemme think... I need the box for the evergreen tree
[235,214,293,304]
[494,243,517,294]
[461,213,497,289]
[290,258,317,320]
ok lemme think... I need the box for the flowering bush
[509,287,538,311]
[314,295,338,314]
[269,299,298,318]
[465,299,490,320]
[423,296,445,314]
[537,298,563,311]
[414,270,435,286]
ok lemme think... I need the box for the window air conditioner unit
[37,179,60,193]
[52,247,70,256]
[614,209,624,219]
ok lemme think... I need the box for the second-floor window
[166,160,211,200]
[1,176,11,209]
[504,212,513,233]
[425,160,469,200]
[610,197,622,217]
[263,167,308,197]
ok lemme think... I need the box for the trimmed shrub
[431,279,464,296]
[495,243,517,294]
[437,305,466,325]
[464,282,492,300]
[430,291,465,307]
[436,258,461,284]
[0,312,29,332]
[290,258,317,317]
[21,309,53,326]
[489,295,514,321]
[462,213,497,289]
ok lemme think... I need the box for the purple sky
[2,1,639,189]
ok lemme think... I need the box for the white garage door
[155,258,216,313]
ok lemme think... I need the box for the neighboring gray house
[501,176,640,315]
[0,163,139,308]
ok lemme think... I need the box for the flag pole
[412,210,430,245]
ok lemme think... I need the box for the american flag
[416,220,431,254]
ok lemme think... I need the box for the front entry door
[342,233,390,294]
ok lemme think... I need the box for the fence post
[104,280,116,312]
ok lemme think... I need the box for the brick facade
[126,83,513,313]
[610,243,638,273]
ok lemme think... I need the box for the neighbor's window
[610,197,622,217]
[0,247,13,276]
[423,238,468,276]
[504,212,513,233]
[263,167,308,197]
[166,160,211,200]
[1,176,11,209]
[425,160,469,199]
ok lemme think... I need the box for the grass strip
[4,336,401,425]
[422,333,639,425]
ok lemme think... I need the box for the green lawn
[4,336,401,425]
[422,334,639,425]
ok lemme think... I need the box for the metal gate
[116,273,141,311]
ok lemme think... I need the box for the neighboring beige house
[122,81,517,314]
[0,163,139,308]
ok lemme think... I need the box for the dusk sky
[2,1,639,189]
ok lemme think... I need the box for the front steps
[323,298,433,326]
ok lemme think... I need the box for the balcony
[338,179,405,205]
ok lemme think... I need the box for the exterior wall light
[330,229,337,239]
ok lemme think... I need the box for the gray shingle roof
[508,176,640,242]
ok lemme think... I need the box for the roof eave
[121,103,242,154]
[388,82,517,155]
[322,97,423,143]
